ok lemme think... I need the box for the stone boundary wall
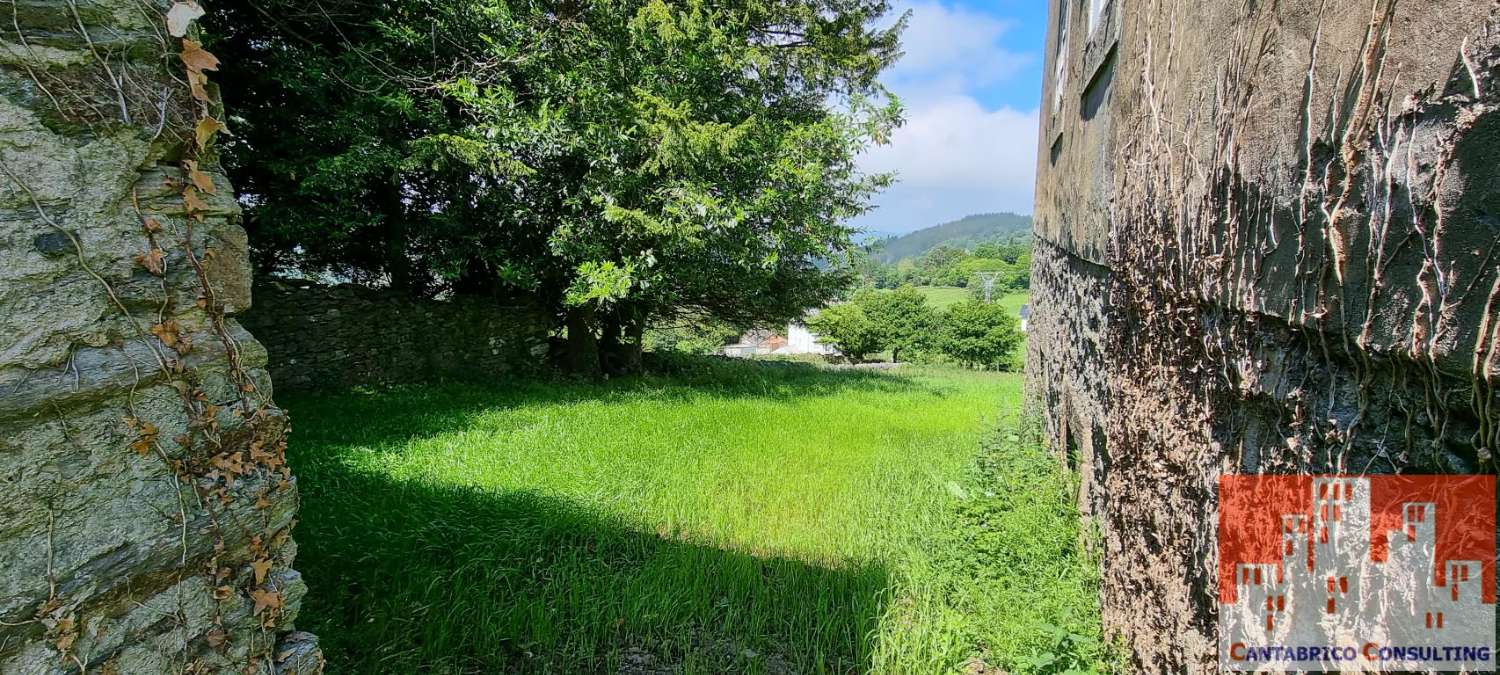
[241,281,550,392]
[0,1,319,672]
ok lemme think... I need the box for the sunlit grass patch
[915,285,971,309]
[282,358,1102,673]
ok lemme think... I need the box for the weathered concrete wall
[1030,0,1500,670]
[241,281,549,392]
[0,2,319,672]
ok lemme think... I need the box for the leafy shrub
[939,301,1024,370]
[859,286,941,363]
[643,319,740,355]
[806,302,882,362]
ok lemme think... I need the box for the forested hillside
[873,212,1032,263]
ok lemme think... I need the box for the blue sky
[853,0,1048,235]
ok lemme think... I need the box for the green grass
[915,286,971,309]
[282,358,1101,673]
[996,291,1030,316]
[914,286,1030,315]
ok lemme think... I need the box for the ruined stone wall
[241,281,549,392]
[0,2,319,672]
[1030,0,1500,670]
[1025,240,1112,522]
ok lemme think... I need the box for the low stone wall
[242,282,550,392]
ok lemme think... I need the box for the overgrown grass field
[283,359,1102,673]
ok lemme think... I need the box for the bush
[643,320,741,356]
[806,302,882,362]
[940,300,1023,370]
[859,286,940,363]
[935,422,1109,673]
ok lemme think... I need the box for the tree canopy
[856,238,1031,290]
[213,0,905,374]
[806,302,882,362]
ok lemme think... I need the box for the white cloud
[885,0,1032,95]
[863,97,1037,192]
[854,99,1038,233]
[852,1,1040,234]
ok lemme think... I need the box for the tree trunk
[383,179,415,295]
[891,347,901,364]
[598,309,646,376]
[619,317,645,374]
[598,311,623,376]
[451,256,497,297]
[564,306,602,378]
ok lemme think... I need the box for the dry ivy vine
[1111,0,1500,477]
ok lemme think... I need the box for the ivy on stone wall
[0,1,318,671]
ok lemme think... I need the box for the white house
[780,321,837,356]
[721,312,837,358]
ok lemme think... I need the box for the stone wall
[241,281,550,392]
[0,2,319,672]
[1025,240,1112,523]
[1030,0,1500,670]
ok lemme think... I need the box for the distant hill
[873,213,1033,263]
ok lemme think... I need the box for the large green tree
[213,0,904,375]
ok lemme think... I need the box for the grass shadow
[290,453,889,673]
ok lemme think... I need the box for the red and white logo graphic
[1219,475,1496,672]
